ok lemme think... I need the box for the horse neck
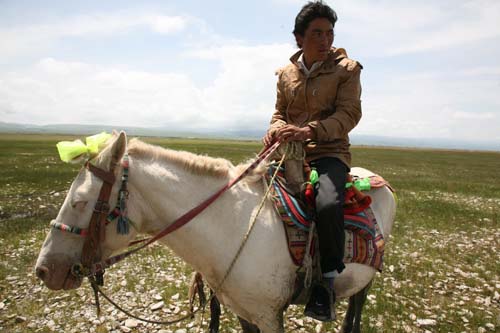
[128,155,233,230]
[126,153,259,274]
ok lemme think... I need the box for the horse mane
[92,134,266,183]
[233,160,267,183]
[127,138,237,179]
[126,138,267,183]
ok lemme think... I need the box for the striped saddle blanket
[266,167,387,272]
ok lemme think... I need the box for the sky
[1,0,499,145]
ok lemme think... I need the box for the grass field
[0,133,499,333]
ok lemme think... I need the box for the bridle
[76,161,113,285]
[48,140,282,321]
[50,153,130,290]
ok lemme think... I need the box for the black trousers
[309,157,348,274]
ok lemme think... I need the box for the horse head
[35,131,138,290]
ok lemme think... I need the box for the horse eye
[71,201,88,210]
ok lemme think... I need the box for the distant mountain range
[1,121,498,152]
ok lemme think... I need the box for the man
[263,1,362,322]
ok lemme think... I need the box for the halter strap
[50,156,131,237]
[85,161,116,184]
[80,163,115,278]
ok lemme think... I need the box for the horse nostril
[35,265,49,281]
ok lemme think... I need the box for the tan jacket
[269,47,362,167]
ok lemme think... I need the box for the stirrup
[304,283,336,322]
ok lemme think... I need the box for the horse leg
[238,317,260,333]
[351,280,372,333]
[340,294,356,333]
[209,293,221,333]
[340,280,372,333]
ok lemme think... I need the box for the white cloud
[356,70,500,141]
[184,43,295,128]
[148,15,187,34]
[332,0,500,56]
[0,44,500,141]
[250,1,500,57]
[453,111,495,120]
[0,12,188,60]
[0,42,295,131]
[0,58,198,126]
[2,40,499,142]
[460,66,500,76]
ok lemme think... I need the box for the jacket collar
[290,47,348,76]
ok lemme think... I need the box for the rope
[303,221,316,289]
[286,141,305,160]
[189,145,288,332]
[211,145,289,296]
[90,277,203,325]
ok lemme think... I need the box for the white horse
[35,132,396,333]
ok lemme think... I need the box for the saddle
[265,143,391,303]
[265,164,386,266]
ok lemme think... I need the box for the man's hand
[262,129,276,147]
[263,125,314,147]
[275,125,313,142]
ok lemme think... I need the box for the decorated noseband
[50,220,88,237]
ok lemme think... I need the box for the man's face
[296,17,334,65]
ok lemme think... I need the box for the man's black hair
[293,1,338,47]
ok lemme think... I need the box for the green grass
[0,133,499,332]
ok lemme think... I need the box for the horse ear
[109,131,127,169]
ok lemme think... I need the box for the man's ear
[109,131,127,170]
[294,33,303,49]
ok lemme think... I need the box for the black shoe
[304,282,336,322]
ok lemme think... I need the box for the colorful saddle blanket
[266,166,388,272]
